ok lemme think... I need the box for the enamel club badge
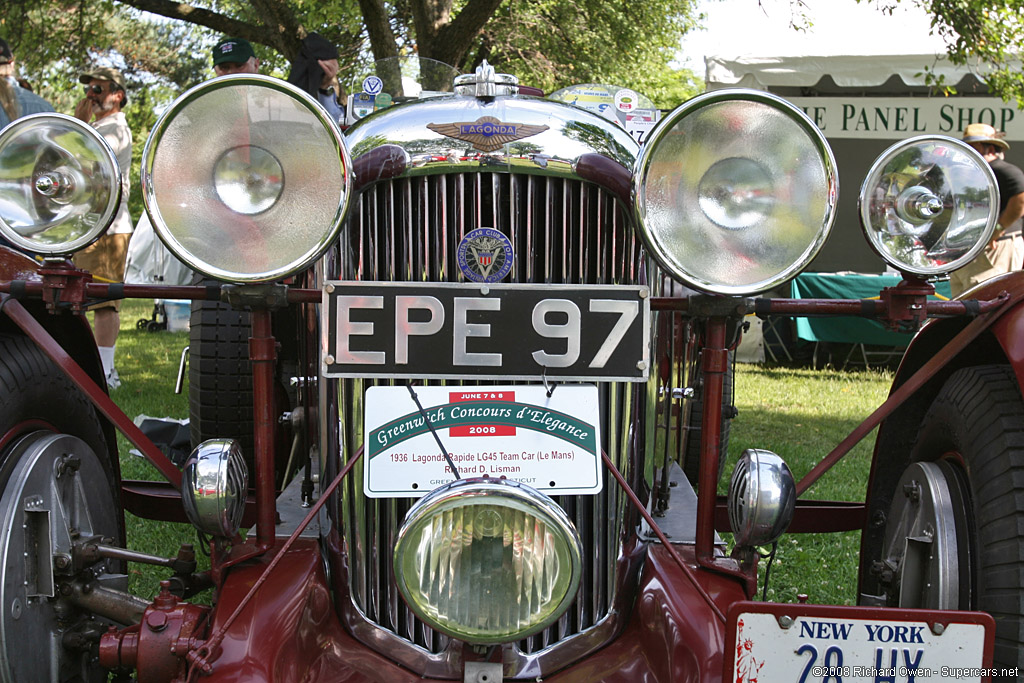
[457,228,514,282]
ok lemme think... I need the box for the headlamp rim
[140,73,352,283]
[0,112,122,256]
[393,477,583,644]
[631,87,839,296]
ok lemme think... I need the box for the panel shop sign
[788,97,1022,141]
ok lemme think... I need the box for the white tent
[705,54,987,90]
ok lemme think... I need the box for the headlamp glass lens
[859,136,997,275]
[394,480,582,644]
[634,90,837,295]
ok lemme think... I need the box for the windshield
[548,83,660,143]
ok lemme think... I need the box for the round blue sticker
[362,75,384,95]
[457,228,513,283]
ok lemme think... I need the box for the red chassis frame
[0,250,1012,681]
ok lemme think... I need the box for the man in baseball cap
[951,122,1024,295]
[73,64,133,387]
[77,66,128,108]
[212,37,259,76]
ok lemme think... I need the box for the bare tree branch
[114,0,302,57]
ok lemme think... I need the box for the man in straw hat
[951,123,1024,296]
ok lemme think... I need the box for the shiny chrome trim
[728,448,796,547]
[181,439,249,537]
[320,170,651,677]
[453,60,519,97]
[346,95,638,177]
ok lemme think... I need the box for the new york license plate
[727,603,998,682]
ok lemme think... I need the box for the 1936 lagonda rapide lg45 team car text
[0,61,1021,682]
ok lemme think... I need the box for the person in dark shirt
[951,123,1024,296]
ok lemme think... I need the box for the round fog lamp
[394,478,582,644]
[181,439,248,538]
[728,448,796,547]
[859,135,997,276]
[0,113,121,255]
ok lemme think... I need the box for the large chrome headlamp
[142,75,352,283]
[0,113,121,255]
[393,478,582,644]
[859,136,997,276]
[633,89,838,295]
[181,439,248,538]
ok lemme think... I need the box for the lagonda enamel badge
[427,116,549,152]
[457,228,514,282]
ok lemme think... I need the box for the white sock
[98,345,115,376]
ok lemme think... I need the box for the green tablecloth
[790,273,952,345]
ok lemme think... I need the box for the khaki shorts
[949,233,1024,298]
[74,233,131,311]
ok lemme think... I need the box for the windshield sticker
[614,88,639,113]
[427,116,548,152]
[361,75,384,95]
[457,227,513,282]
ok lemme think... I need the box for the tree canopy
[4,0,1020,267]
[6,0,1024,112]
[902,0,1024,106]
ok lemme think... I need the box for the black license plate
[322,281,650,381]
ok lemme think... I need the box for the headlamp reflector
[142,74,351,283]
[858,135,997,276]
[634,89,838,295]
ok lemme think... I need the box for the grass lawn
[109,299,891,605]
[728,363,892,604]
[105,299,197,597]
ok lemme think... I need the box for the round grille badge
[457,228,514,283]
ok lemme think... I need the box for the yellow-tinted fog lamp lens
[393,478,582,644]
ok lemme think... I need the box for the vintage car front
[0,61,1016,682]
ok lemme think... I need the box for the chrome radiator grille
[330,172,652,674]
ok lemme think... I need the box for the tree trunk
[358,0,400,63]
[413,0,504,70]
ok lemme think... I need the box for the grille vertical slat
[336,172,644,668]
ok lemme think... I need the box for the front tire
[863,365,1024,675]
[188,291,254,455]
[0,334,124,681]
